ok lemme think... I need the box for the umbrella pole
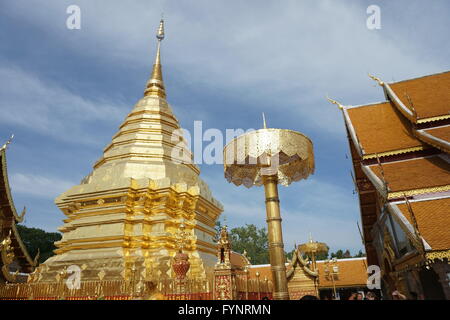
[263,175,290,300]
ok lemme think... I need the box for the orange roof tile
[396,197,450,251]
[389,71,450,120]
[346,102,424,156]
[368,156,450,193]
[248,265,273,281]
[230,251,250,269]
[316,258,368,288]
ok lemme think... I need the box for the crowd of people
[299,289,419,300]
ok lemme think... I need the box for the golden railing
[0,279,212,300]
[0,275,273,300]
[235,275,273,300]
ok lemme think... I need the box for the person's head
[366,291,377,300]
[356,292,364,300]
[300,295,319,300]
[261,296,270,300]
[392,290,401,300]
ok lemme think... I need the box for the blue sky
[1,0,449,255]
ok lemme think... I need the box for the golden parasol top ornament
[223,117,314,188]
[298,234,329,255]
[298,234,329,272]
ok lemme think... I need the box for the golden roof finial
[308,232,313,243]
[262,112,267,129]
[144,19,166,98]
[368,73,384,86]
[326,95,345,110]
[1,134,14,151]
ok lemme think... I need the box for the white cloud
[0,66,126,145]
[10,173,74,199]
[4,1,448,137]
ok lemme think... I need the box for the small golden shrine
[286,235,328,299]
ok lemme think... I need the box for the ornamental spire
[144,19,166,98]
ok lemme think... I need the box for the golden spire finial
[326,95,345,110]
[1,134,14,151]
[144,19,166,98]
[262,112,267,129]
[368,73,384,86]
[308,232,313,243]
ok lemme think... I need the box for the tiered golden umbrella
[298,234,329,271]
[223,117,314,300]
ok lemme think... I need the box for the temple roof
[337,70,450,268]
[365,155,450,198]
[248,264,276,280]
[345,102,425,158]
[316,258,367,288]
[387,71,450,122]
[1,148,26,223]
[229,251,250,269]
[416,125,450,153]
[394,197,450,251]
[249,258,368,289]
[0,146,37,281]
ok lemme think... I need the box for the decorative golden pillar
[223,117,315,300]
[172,223,191,297]
[324,258,339,299]
[213,225,236,300]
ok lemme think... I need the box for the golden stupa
[36,20,222,282]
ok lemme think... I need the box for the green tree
[229,224,269,265]
[16,225,62,264]
[315,251,329,261]
[330,249,344,259]
[354,250,366,257]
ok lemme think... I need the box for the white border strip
[384,83,415,118]
[361,164,388,197]
[342,107,364,157]
[416,129,450,151]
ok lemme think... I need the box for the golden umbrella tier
[223,128,314,187]
[298,241,329,255]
